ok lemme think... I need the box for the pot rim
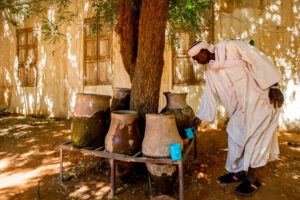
[163,92,188,95]
[76,93,111,99]
[111,110,138,117]
[146,112,175,118]
[113,87,131,92]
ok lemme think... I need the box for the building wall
[0,0,299,131]
[0,2,132,118]
[214,0,300,131]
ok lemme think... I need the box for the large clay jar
[110,88,131,112]
[71,93,111,148]
[161,92,195,138]
[105,110,141,176]
[142,113,183,178]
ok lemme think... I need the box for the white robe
[197,40,280,172]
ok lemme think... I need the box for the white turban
[188,41,214,57]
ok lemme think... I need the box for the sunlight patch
[0,159,9,170]
[0,163,58,189]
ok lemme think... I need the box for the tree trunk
[130,0,170,131]
[114,0,139,80]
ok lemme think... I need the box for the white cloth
[196,40,281,172]
[209,59,247,71]
[214,40,282,89]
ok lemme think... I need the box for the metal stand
[59,138,197,200]
[110,159,115,197]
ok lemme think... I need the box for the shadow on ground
[0,115,299,200]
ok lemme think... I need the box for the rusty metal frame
[59,137,196,200]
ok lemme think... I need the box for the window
[84,19,112,85]
[172,33,205,86]
[17,28,37,87]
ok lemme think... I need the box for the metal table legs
[110,159,115,198]
[60,146,63,182]
[59,137,197,200]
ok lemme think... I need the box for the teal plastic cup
[170,143,182,160]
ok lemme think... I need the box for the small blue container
[170,143,182,160]
[184,128,195,139]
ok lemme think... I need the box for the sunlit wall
[0,1,131,118]
[214,0,300,131]
[0,0,299,132]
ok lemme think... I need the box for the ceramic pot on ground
[110,88,131,112]
[161,92,195,138]
[71,93,111,148]
[105,110,141,176]
[142,113,183,178]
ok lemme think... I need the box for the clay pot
[142,113,183,178]
[105,110,141,176]
[110,88,131,112]
[161,92,195,138]
[71,93,111,148]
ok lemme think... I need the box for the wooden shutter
[192,63,205,83]
[27,30,37,87]
[173,33,204,85]
[98,35,111,83]
[18,30,27,86]
[173,56,193,84]
[85,38,98,84]
[84,19,112,85]
[84,19,98,85]
[27,65,36,86]
[17,28,37,87]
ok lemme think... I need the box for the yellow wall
[0,0,299,131]
[0,2,131,118]
[214,0,300,131]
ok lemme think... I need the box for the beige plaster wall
[0,0,299,131]
[0,1,132,118]
[213,0,300,131]
[0,20,14,111]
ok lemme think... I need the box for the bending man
[189,40,284,196]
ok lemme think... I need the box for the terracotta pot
[71,93,111,148]
[161,92,195,138]
[110,88,131,112]
[142,113,183,178]
[105,110,141,176]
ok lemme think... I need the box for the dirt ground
[0,114,299,200]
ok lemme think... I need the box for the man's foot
[218,172,247,184]
[235,179,260,196]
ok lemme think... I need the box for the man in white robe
[189,40,284,196]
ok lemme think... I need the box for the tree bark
[114,0,139,80]
[130,0,170,130]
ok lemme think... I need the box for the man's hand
[192,117,202,130]
[269,88,284,108]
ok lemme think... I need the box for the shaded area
[0,115,299,199]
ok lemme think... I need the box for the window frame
[172,34,205,86]
[83,18,113,86]
[16,28,38,87]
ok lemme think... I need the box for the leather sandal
[218,172,247,184]
[235,179,260,196]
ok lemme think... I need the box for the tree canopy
[1,0,241,44]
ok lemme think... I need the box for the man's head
[188,41,215,64]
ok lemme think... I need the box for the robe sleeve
[196,74,219,123]
[229,40,282,89]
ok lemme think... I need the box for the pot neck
[164,92,188,109]
[113,88,131,99]
[111,110,138,122]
